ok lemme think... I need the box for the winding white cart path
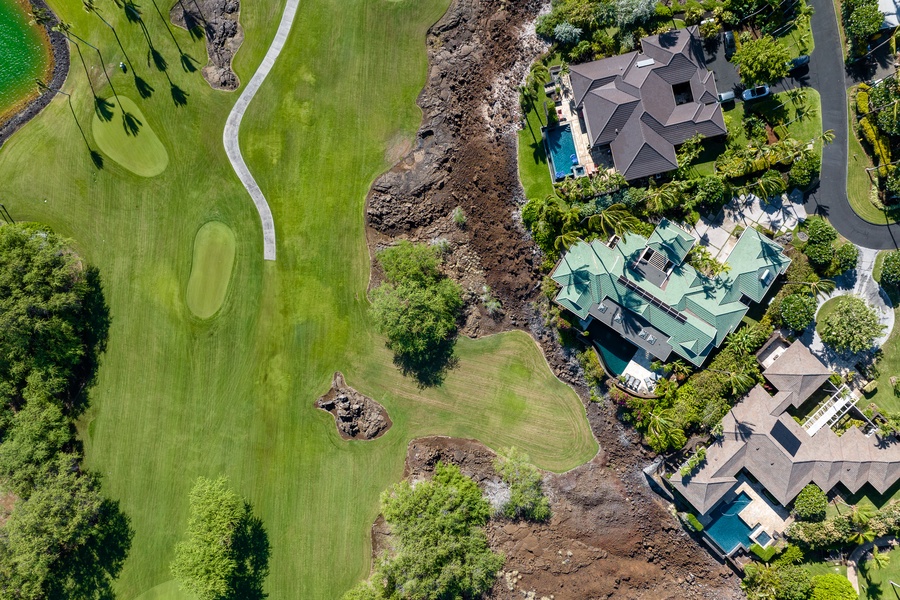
[223,0,300,261]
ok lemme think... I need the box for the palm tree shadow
[95,97,115,121]
[134,75,154,98]
[180,53,199,73]
[170,83,189,106]
[124,1,143,23]
[122,111,143,136]
[225,505,270,600]
[90,150,105,169]
[149,46,168,72]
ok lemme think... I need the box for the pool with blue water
[705,492,753,555]
[545,124,579,180]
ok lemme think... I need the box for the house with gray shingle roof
[567,26,726,180]
[550,220,790,367]
[670,340,900,546]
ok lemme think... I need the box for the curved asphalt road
[223,0,300,261]
[804,0,900,248]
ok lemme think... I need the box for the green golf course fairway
[131,580,191,600]
[0,0,598,597]
[186,221,236,319]
[91,96,168,177]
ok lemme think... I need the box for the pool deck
[700,476,792,554]
[619,350,663,395]
[554,74,616,177]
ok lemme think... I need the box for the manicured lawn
[0,1,597,599]
[863,259,900,412]
[858,545,900,599]
[185,221,236,319]
[846,94,900,225]
[91,95,169,177]
[517,69,555,201]
[775,0,815,60]
[724,89,822,156]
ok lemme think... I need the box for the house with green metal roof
[550,219,790,367]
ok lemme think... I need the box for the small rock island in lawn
[315,372,391,441]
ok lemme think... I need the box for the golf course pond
[0,0,50,121]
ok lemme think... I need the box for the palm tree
[586,203,640,239]
[820,129,836,145]
[644,181,681,214]
[554,230,582,252]
[645,406,686,452]
[709,368,755,396]
[527,62,551,94]
[870,546,891,571]
[725,326,758,356]
[786,278,836,299]
[848,524,877,546]
[669,359,693,381]
[753,170,786,201]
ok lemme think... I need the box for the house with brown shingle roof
[669,341,900,525]
[567,26,726,180]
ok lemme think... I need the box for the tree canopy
[882,250,900,286]
[780,294,817,332]
[819,296,885,354]
[732,36,790,85]
[344,462,503,600]
[494,447,551,521]
[810,573,856,600]
[370,241,463,385]
[792,484,827,522]
[171,476,270,600]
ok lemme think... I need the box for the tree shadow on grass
[225,504,271,600]
[170,82,189,106]
[393,338,459,388]
[180,52,199,73]
[124,1,143,23]
[90,150,105,169]
[122,111,143,136]
[149,46,168,72]
[134,75,154,99]
[65,267,111,418]
[46,497,134,600]
[95,97,115,121]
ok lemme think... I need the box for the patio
[619,349,664,395]
[690,189,808,261]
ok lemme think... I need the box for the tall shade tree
[370,241,464,385]
[343,463,503,600]
[0,455,133,600]
[732,35,790,85]
[0,224,109,420]
[819,296,885,353]
[171,477,271,600]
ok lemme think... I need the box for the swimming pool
[589,322,636,377]
[545,124,579,180]
[705,492,753,555]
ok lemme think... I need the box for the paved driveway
[802,0,900,249]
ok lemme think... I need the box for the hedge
[857,89,870,115]
[685,513,704,532]
[860,116,892,167]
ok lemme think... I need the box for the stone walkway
[222,0,299,261]
[800,246,895,369]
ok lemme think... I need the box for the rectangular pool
[705,492,753,555]
[545,124,579,180]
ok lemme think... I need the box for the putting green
[91,96,168,177]
[131,580,191,600]
[185,221,236,319]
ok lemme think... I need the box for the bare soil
[362,0,744,596]
[376,437,742,600]
[315,372,391,440]
[169,0,243,91]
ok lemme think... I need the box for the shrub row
[860,116,892,167]
[857,83,870,115]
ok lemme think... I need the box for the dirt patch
[374,437,742,600]
[384,133,413,165]
[315,372,392,440]
[0,490,17,527]
[365,0,548,337]
[170,0,243,91]
[0,0,69,149]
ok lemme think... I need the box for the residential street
[802,0,900,248]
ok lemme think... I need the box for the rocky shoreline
[0,0,69,149]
